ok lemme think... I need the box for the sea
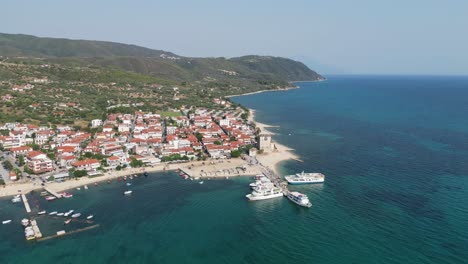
[1,75,467,263]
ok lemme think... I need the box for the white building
[91,119,103,128]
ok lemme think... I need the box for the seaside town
[0,105,264,186]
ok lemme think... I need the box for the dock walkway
[30,219,42,238]
[44,187,62,198]
[37,224,100,242]
[21,194,31,213]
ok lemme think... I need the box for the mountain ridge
[0,32,323,83]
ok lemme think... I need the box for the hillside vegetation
[0,33,323,125]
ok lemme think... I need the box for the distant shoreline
[226,78,325,98]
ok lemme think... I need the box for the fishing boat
[76,187,81,190]
[84,185,89,190]
[21,218,29,227]
[57,212,64,216]
[40,191,49,196]
[71,213,81,218]
[94,182,98,186]
[107,180,111,184]
[86,215,94,220]
[2,220,12,224]
[45,195,56,201]
[199,181,204,184]
[37,210,47,215]
[64,219,72,225]
[144,171,148,177]
[124,190,132,195]
[286,191,312,208]
[49,211,58,216]
[60,192,73,198]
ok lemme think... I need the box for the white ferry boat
[286,191,312,208]
[246,187,284,201]
[285,172,325,184]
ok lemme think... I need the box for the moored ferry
[286,191,312,208]
[285,172,325,184]
[246,186,284,201]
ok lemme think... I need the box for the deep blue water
[0,75,467,263]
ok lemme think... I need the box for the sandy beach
[0,109,298,198]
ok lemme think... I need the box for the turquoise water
[1,75,468,263]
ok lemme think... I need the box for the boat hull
[246,193,283,201]
[286,181,324,185]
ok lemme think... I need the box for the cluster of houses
[0,108,258,181]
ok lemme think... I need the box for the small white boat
[2,220,12,224]
[37,210,47,215]
[21,218,29,226]
[11,197,21,203]
[76,187,81,190]
[84,185,89,190]
[124,190,132,195]
[64,210,74,217]
[86,215,94,220]
[57,213,64,216]
[71,213,81,218]
[49,211,58,215]
[199,181,204,184]
[126,182,132,186]
[45,196,56,201]
[64,219,71,225]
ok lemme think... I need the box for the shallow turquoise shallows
[1,75,468,264]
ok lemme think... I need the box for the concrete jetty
[37,224,100,242]
[21,194,31,213]
[44,187,62,198]
[30,219,42,238]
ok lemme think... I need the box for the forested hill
[0,33,323,83]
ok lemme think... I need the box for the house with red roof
[73,159,100,171]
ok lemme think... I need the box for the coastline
[226,78,325,98]
[247,108,299,174]
[0,96,300,199]
[225,85,299,98]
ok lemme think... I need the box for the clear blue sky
[2,0,467,75]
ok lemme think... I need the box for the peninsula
[0,33,317,198]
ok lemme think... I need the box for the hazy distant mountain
[0,33,323,83]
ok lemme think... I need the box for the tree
[24,165,33,174]
[231,150,242,158]
[130,157,144,168]
[214,140,222,145]
[18,155,25,166]
[229,136,236,142]
[73,170,87,178]
[2,160,13,170]
[28,143,40,151]
[195,132,203,142]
